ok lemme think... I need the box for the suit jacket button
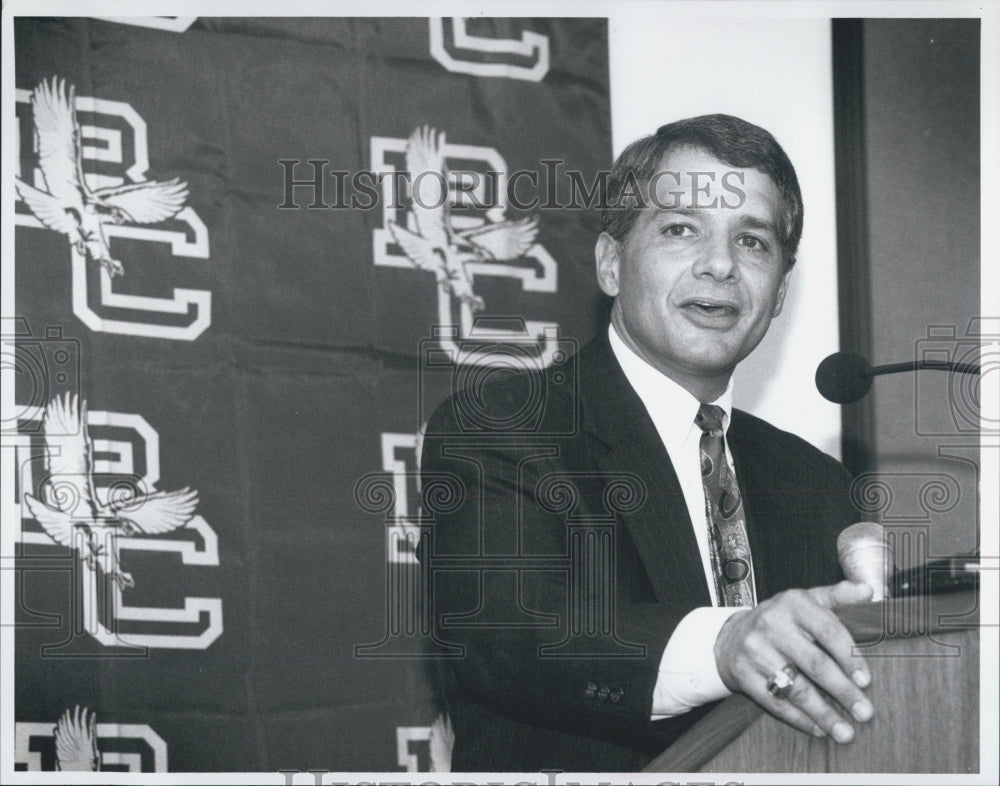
[610,687,624,703]
[597,685,610,701]
[584,682,597,699]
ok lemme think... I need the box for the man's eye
[737,234,767,251]
[662,224,693,237]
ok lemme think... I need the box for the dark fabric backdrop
[12,16,610,773]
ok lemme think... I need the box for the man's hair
[601,114,804,267]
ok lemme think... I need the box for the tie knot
[696,403,726,435]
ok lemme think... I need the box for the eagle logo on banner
[14,78,189,278]
[23,393,199,590]
[388,126,539,313]
[14,704,168,771]
[53,706,99,772]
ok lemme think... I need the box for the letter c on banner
[429,17,550,82]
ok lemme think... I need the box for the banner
[8,16,611,773]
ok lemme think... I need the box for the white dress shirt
[607,324,748,717]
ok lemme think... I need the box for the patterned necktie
[696,404,757,607]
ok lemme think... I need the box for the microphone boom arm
[871,360,981,376]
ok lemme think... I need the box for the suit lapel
[729,413,775,601]
[578,336,712,606]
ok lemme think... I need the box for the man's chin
[648,354,740,394]
[669,346,743,378]
[672,332,767,376]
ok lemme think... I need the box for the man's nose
[691,233,739,281]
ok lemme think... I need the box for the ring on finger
[766,664,798,700]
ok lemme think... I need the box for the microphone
[837,522,892,602]
[815,352,872,404]
[815,351,981,404]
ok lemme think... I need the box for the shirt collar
[607,323,734,452]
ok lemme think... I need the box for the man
[421,115,874,772]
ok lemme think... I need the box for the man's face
[596,145,793,400]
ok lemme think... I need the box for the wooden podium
[645,590,980,774]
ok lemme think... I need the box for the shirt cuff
[650,606,748,718]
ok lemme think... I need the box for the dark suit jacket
[421,333,857,772]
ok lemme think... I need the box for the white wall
[607,13,842,457]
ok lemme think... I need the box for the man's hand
[714,581,874,743]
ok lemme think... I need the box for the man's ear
[771,265,793,318]
[595,232,621,297]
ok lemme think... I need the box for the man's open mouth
[684,299,739,317]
